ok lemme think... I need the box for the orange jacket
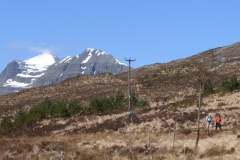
[215,116,221,123]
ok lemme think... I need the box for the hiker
[129,110,134,120]
[205,113,212,130]
[129,110,134,130]
[215,114,221,130]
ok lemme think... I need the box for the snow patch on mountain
[24,52,56,71]
[17,52,57,78]
[17,73,45,78]
[82,53,92,64]
[59,56,72,64]
[115,58,127,66]
[96,50,108,56]
[86,48,94,52]
[3,79,31,88]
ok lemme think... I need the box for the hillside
[1,42,240,112]
[0,42,240,159]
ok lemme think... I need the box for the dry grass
[0,128,240,160]
[1,90,240,159]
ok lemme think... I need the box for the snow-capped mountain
[2,52,58,88]
[0,49,128,95]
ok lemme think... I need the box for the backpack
[129,112,134,118]
[216,116,221,123]
[207,116,212,122]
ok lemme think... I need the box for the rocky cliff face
[0,61,22,95]
[0,49,128,95]
[0,52,59,95]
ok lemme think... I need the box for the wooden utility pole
[125,58,135,111]
[195,81,202,149]
[172,122,176,148]
[147,124,150,147]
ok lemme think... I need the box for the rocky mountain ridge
[0,48,128,95]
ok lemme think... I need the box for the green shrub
[0,116,12,133]
[89,91,148,114]
[29,104,47,119]
[42,97,55,116]
[203,78,214,94]
[53,100,69,117]
[68,99,83,116]
[13,109,27,128]
[230,74,239,90]
[221,75,239,92]
[0,91,149,132]
[115,91,126,110]
[26,103,52,126]
[130,92,149,108]
[89,96,104,113]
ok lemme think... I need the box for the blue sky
[1,1,240,72]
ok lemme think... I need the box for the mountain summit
[15,52,59,79]
[0,52,59,91]
[0,49,128,95]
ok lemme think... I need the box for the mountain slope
[1,42,240,114]
[33,48,128,87]
[0,49,128,95]
[0,52,59,95]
